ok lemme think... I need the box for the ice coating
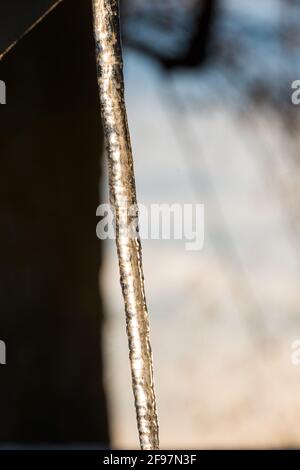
[91,0,159,450]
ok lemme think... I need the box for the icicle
[0,0,64,62]
[91,0,159,450]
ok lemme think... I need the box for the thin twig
[91,0,159,450]
[0,0,64,61]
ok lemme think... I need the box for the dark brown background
[0,0,109,445]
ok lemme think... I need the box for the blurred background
[1,0,300,450]
[103,0,300,448]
